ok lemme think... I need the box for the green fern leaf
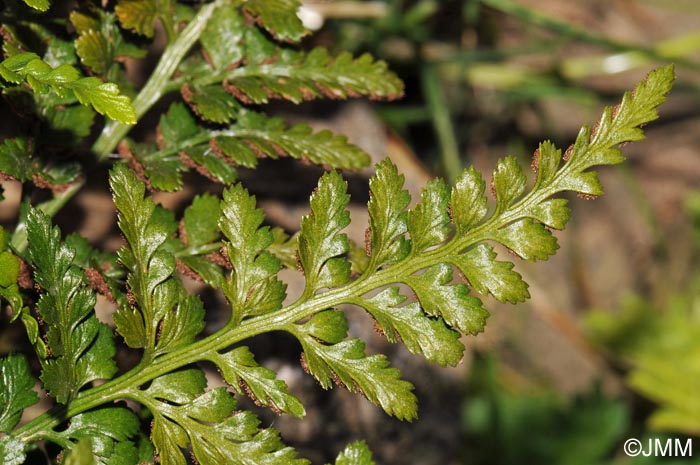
[27,210,118,403]
[72,10,146,75]
[71,79,136,124]
[199,5,245,70]
[492,218,559,261]
[492,155,527,213]
[224,47,404,103]
[22,0,49,11]
[0,138,35,183]
[220,111,372,169]
[129,104,370,191]
[334,441,375,465]
[182,194,221,247]
[156,296,206,355]
[110,65,673,426]
[297,335,418,421]
[0,251,19,289]
[285,66,673,419]
[110,164,195,355]
[145,368,208,404]
[532,140,562,189]
[58,408,141,465]
[298,171,352,293]
[0,53,136,123]
[0,229,46,356]
[172,194,226,288]
[407,178,451,253]
[115,0,171,38]
[0,355,39,433]
[158,101,199,148]
[353,287,464,366]
[303,309,349,344]
[219,183,286,324]
[366,159,411,269]
[183,84,240,124]
[0,136,81,188]
[183,21,402,103]
[450,244,530,303]
[145,383,307,465]
[404,263,489,335]
[243,0,308,43]
[212,346,306,417]
[75,30,110,74]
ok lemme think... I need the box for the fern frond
[1,65,674,464]
[0,53,135,123]
[122,103,371,191]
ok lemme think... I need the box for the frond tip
[201,65,676,422]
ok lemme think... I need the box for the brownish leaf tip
[118,141,152,191]
[243,139,267,159]
[531,148,540,174]
[364,227,372,257]
[240,379,263,407]
[372,319,385,337]
[126,286,136,306]
[18,258,34,289]
[85,268,115,303]
[155,125,165,151]
[300,352,310,374]
[268,399,283,415]
[179,151,219,183]
[176,258,203,283]
[223,80,254,105]
[563,144,574,162]
[294,250,303,273]
[177,218,188,246]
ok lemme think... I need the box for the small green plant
[0,1,674,464]
[462,357,629,465]
[582,192,700,437]
[461,356,691,465]
[586,280,700,435]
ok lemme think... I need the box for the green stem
[9,179,85,256]
[92,0,224,160]
[480,0,700,71]
[166,59,352,91]
[422,65,462,182]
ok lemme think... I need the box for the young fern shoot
[0,65,674,464]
